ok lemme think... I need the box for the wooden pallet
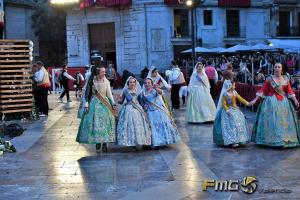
[0,40,33,115]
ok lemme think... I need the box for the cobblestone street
[1,93,300,200]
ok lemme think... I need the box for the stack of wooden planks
[0,40,33,117]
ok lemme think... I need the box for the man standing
[169,60,185,110]
[205,61,218,100]
[59,64,75,102]
[74,71,84,98]
[106,64,117,88]
[33,61,51,116]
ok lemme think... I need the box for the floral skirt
[117,103,151,146]
[76,96,116,144]
[213,108,249,146]
[252,96,300,148]
[147,109,180,147]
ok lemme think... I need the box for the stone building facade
[66,0,300,74]
[0,0,3,38]
[3,0,39,55]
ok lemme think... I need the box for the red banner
[96,0,132,7]
[164,0,181,5]
[80,0,132,8]
[218,0,251,7]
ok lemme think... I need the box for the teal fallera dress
[252,76,300,148]
[76,79,116,144]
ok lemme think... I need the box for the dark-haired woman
[147,66,172,115]
[140,78,180,147]
[250,63,300,148]
[76,67,116,152]
[117,76,151,147]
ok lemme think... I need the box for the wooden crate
[0,40,33,116]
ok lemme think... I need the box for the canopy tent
[208,47,227,53]
[181,47,226,53]
[181,47,212,53]
[267,39,300,53]
[251,43,278,51]
[221,44,253,53]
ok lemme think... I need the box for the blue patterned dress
[117,89,152,146]
[252,76,300,148]
[141,89,180,147]
[213,92,250,146]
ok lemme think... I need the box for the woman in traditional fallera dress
[250,63,300,148]
[186,62,216,123]
[147,66,172,115]
[117,76,152,147]
[76,66,116,152]
[140,78,180,147]
[213,80,252,147]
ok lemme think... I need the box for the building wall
[0,0,3,12]
[66,0,299,74]
[67,1,174,74]
[4,5,39,55]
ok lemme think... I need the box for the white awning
[267,39,300,53]
[251,43,277,51]
[221,44,253,53]
[181,47,226,53]
[181,47,212,53]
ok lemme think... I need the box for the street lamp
[185,0,195,68]
[186,0,193,6]
[183,0,205,69]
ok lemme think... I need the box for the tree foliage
[31,0,67,66]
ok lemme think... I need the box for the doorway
[89,23,116,69]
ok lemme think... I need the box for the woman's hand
[84,106,89,114]
[293,98,300,108]
[247,101,254,106]
[249,96,259,106]
[226,110,231,117]
[155,86,162,94]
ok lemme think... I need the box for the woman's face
[232,83,236,90]
[144,79,153,89]
[196,64,203,73]
[228,83,235,91]
[274,64,282,75]
[98,68,106,79]
[152,70,158,77]
[128,78,136,89]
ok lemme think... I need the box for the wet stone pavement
[1,95,300,200]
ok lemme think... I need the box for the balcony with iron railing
[277,27,300,37]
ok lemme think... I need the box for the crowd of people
[74,59,300,152]
[178,51,300,87]
[30,50,300,152]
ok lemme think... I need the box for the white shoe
[232,144,239,148]
[58,98,63,102]
[67,100,72,102]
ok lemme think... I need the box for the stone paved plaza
[1,94,300,200]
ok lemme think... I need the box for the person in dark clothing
[141,66,149,80]
[33,61,51,116]
[169,60,185,110]
[74,71,84,98]
[122,70,135,86]
[59,65,75,102]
